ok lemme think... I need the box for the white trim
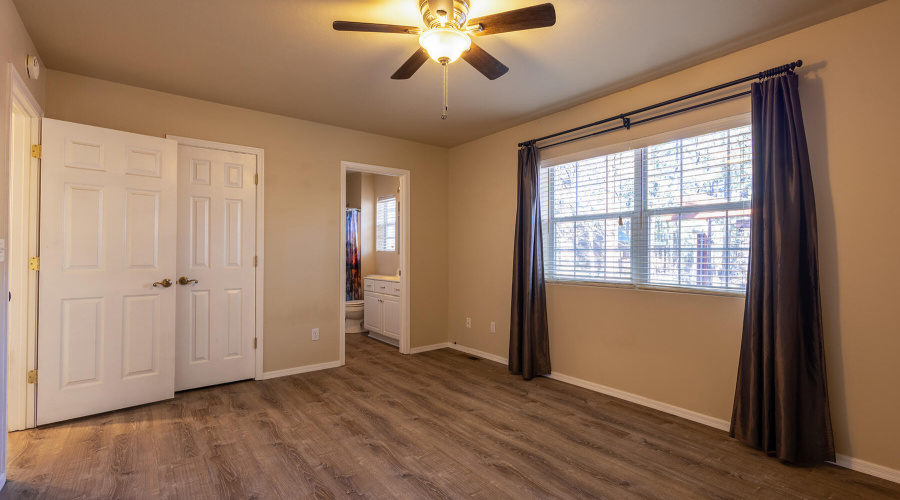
[447,343,509,365]
[540,113,751,169]
[165,135,266,380]
[832,455,900,484]
[544,371,731,431]
[447,341,900,484]
[546,280,746,299]
[260,360,342,380]
[340,161,411,363]
[7,63,43,432]
[409,342,450,354]
[1,472,5,491]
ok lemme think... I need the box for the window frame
[376,195,397,252]
[540,114,752,297]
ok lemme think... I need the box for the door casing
[6,63,43,431]
[339,161,411,361]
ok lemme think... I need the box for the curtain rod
[519,59,802,150]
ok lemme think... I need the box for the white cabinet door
[175,145,256,391]
[38,119,177,425]
[364,293,382,332]
[382,295,401,339]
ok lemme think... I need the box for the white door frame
[166,135,266,380]
[6,63,43,431]
[340,161,411,362]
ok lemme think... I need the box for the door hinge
[254,173,259,185]
[29,256,40,271]
[253,338,258,349]
[27,370,38,384]
[253,256,258,267]
[31,144,42,159]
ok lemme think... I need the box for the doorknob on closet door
[152,278,173,288]
[178,277,199,285]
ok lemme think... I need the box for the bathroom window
[541,119,752,295]
[376,195,397,252]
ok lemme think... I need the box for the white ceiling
[13,0,881,147]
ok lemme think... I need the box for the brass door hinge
[253,256,258,267]
[254,173,258,185]
[27,370,38,384]
[31,144,42,159]
[253,338,258,349]
[29,256,40,271]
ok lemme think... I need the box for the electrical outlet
[466,317,471,329]
[312,328,319,341]
[490,322,496,333]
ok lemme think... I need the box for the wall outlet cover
[312,328,320,341]
[466,317,471,328]
[490,322,496,333]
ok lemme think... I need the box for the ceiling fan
[334,1,556,118]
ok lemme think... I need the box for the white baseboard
[447,342,900,484]
[260,360,343,380]
[832,454,900,484]
[409,342,450,354]
[447,343,509,364]
[544,371,731,431]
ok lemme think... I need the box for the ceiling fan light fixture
[418,28,471,64]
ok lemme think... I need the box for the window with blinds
[541,123,752,294]
[376,195,397,252]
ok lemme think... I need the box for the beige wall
[44,69,450,371]
[448,0,900,471]
[346,171,376,282]
[359,173,375,281]
[374,174,401,276]
[346,171,361,209]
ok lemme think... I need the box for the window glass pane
[376,196,396,251]
[541,122,751,292]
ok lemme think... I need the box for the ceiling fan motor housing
[420,0,471,29]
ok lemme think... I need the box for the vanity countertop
[365,275,400,283]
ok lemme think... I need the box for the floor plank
[4,332,899,499]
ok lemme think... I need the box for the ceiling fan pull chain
[442,61,449,120]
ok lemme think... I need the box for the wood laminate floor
[4,333,900,499]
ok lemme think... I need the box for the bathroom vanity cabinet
[364,277,401,342]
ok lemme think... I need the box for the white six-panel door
[175,145,256,391]
[37,119,178,425]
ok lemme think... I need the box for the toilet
[345,300,366,333]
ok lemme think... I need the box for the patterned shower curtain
[346,209,362,301]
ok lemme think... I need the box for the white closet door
[175,145,256,391]
[37,119,178,425]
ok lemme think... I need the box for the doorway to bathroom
[339,161,411,363]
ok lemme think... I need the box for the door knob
[178,277,199,285]
[152,278,173,288]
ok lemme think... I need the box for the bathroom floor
[4,333,898,499]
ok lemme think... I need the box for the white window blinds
[541,123,752,294]
[376,195,397,252]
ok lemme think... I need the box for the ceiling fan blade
[333,21,420,35]
[461,42,509,80]
[467,3,556,36]
[391,48,430,80]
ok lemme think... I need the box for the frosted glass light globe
[419,28,472,63]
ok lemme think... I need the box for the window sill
[545,279,746,298]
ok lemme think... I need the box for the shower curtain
[346,209,362,301]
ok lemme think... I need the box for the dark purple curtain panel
[346,209,362,301]
[730,73,835,464]
[509,143,551,380]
